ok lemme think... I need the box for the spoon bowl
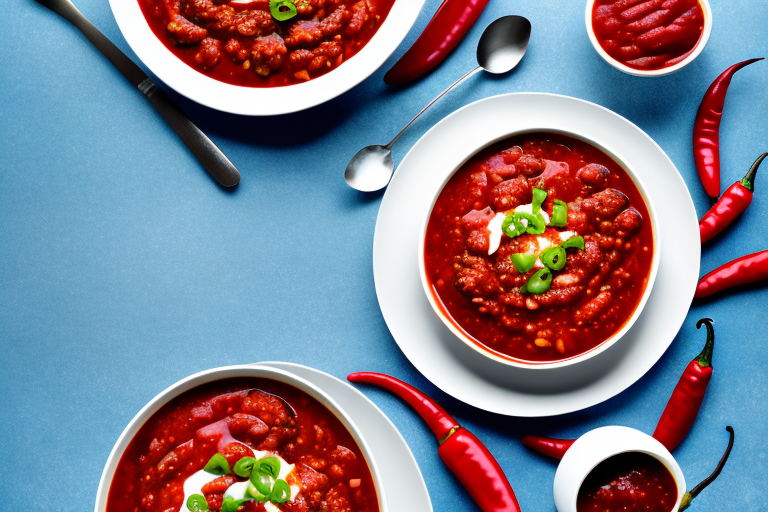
[344,15,532,192]
[345,145,394,192]
[477,15,531,74]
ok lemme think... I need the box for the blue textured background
[1,0,767,510]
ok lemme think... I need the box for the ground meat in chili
[137,0,395,86]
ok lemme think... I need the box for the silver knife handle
[141,79,241,187]
[36,0,241,187]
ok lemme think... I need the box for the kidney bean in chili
[520,435,574,460]
[383,0,489,86]
[347,372,522,512]
[695,249,768,298]
[652,318,715,452]
[693,58,763,198]
[700,152,767,244]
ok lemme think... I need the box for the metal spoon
[344,15,532,192]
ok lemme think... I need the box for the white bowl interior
[107,0,426,115]
[93,364,386,512]
[418,127,661,370]
[584,0,712,77]
[553,426,686,512]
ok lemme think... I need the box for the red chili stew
[577,452,678,512]
[107,378,379,512]
[423,133,654,363]
[137,0,395,87]
[592,0,705,71]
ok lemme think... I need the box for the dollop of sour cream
[486,202,568,257]
[179,452,300,512]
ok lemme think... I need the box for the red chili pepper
[384,0,490,86]
[652,318,715,452]
[520,435,574,460]
[695,249,768,298]
[700,152,767,244]
[347,372,522,512]
[693,58,763,198]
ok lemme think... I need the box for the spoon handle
[34,0,241,188]
[386,66,482,150]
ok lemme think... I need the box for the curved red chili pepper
[652,318,714,452]
[520,435,574,460]
[384,0,490,86]
[348,372,522,512]
[700,152,767,244]
[695,249,768,298]
[693,58,763,198]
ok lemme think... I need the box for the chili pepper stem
[740,152,768,192]
[678,426,735,511]
[694,318,714,368]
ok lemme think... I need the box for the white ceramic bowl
[418,128,661,370]
[585,0,712,77]
[93,364,387,511]
[108,0,426,115]
[553,426,686,512]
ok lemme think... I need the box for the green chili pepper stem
[439,425,462,445]
[678,426,734,511]
[694,318,715,368]
[740,152,767,192]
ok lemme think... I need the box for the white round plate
[373,92,700,417]
[108,0,426,115]
[257,362,433,512]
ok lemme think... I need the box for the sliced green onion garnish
[551,200,568,227]
[502,212,524,238]
[561,235,585,251]
[515,212,546,235]
[532,187,547,214]
[524,269,553,294]
[251,471,276,496]
[510,253,536,273]
[269,0,297,21]
[221,497,249,512]
[271,479,291,504]
[539,246,567,271]
[204,453,231,476]
[233,457,257,478]
[187,494,209,512]
[257,457,281,479]
[245,482,269,503]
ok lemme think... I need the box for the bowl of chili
[94,364,386,512]
[418,128,660,369]
[108,0,426,115]
[585,0,712,77]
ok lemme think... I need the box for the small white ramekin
[585,0,712,77]
[553,426,685,512]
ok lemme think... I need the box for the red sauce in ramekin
[577,452,678,512]
[591,0,705,71]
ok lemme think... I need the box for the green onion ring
[510,253,536,273]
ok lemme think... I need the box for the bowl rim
[417,127,661,370]
[93,364,387,512]
[553,426,686,512]
[584,0,713,77]
[107,0,426,115]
